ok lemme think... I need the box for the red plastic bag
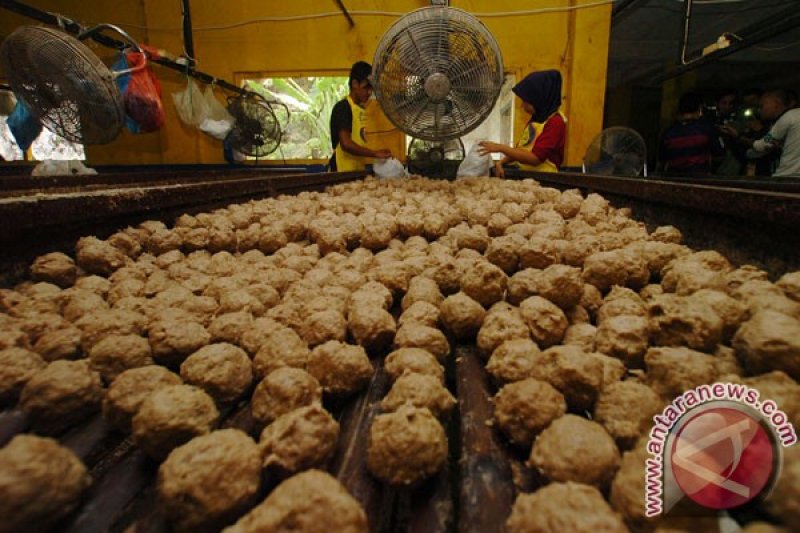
[123,52,164,133]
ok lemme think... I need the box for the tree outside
[246,76,348,160]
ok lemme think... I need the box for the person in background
[728,89,800,178]
[712,89,742,175]
[477,70,567,177]
[328,61,392,172]
[659,92,724,177]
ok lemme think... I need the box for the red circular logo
[671,407,775,510]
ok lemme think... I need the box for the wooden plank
[456,345,515,533]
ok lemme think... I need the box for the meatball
[494,378,566,447]
[562,323,597,352]
[743,371,800,429]
[384,347,444,383]
[30,252,77,288]
[397,301,438,330]
[158,429,261,531]
[132,384,219,460]
[33,326,82,362]
[533,265,584,310]
[348,305,396,352]
[367,405,448,486]
[777,271,800,302]
[486,338,542,384]
[506,268,541,306]
[507,482,627,533]
[610,440,657,530]
[75,309,146,352]
[251,367,322,429]
[645,347,719,399]
[476,304,530,356]
[252,326,311,380]
[594,315,650,369]
[75,236,127,276]
[180,343,253,403]
[102,365,182,433]
[0,435,91,532]
[536,345,604,412]
[519,296,568,349]
[582,251,629,292]
[350,281,393,311]
[148,318,211,368]
[439,292,486,339]
[394,323,450,362]
[306,341,373,396]
[224,470,367,533]
[733,310,800,380]
[594,381,663,450]
[460,261,507,307]
[689,289,747,341]
[590,352,627,389]
[88,334,153,383]
[529,414,620,487]
[299,310,347,347]
[19,360,103,434]
[647,294,724,352]
[401,276,444,311]
[381,373,455,418]
[518,237,561,270]
[0,347,46,406]
[259,404,339,474]
[209,311,254,346]
[764,442,799,525]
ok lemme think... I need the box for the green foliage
[247,76,348,160]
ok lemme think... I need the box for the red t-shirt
[531,113,566,170]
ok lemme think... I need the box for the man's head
[716,89,737,117]
[759,89,791,120]
[349,61,373,106]
[678,92,703,116]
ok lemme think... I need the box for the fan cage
[0,26,124,145]
[582,127,647,177]
[226,94,282,158]
[373,6,504,142]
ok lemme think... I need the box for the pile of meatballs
[0,175,798,532]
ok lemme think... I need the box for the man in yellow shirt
[329,61,392,172]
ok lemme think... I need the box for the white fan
[583,127,647,177]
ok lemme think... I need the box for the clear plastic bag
[373,157,408,179]
[172,79,209,128]
[198,86,234,140]
[457,143,492,177]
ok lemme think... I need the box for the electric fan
[583,127,648,177]
[0,24,144,145]
[225,93,283,157]
[372,6,504,142]
[407,137,464,179]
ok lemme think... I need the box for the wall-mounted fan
[372,6,504,142]
[225,93,284,158]
[0,24,144,145]
[583,127,648,177]
[407,137,464,179]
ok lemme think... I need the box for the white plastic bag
[457,143,492,177]
[31,159,97,176]
[171,79,209,128]
[199,87,234,140]
[373,157,408,179]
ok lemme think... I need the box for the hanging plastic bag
[198,86,234,140]
[122,51,165,133]
[457,143,492,177]
[6,100,42,152]
[373,157,408,179]
[172,78,209,128]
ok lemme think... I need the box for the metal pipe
[652,6,800,84]
[333,0,355,28]
[181,0,196,67]
[679,0,694,65]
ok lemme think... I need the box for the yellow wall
[1,0,612,167]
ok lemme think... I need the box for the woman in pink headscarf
[479,70,567,176]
